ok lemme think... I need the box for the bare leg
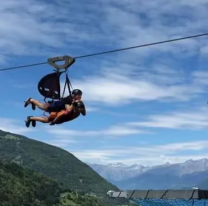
[25,116,51,127]
[24,98,36,110]
[30,116,50,123]
[24,98,47,111]
[29,99,47,110]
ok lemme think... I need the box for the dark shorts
[46,101,65,112]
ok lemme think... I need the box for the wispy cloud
[192,70,208,86]
[2,0,208,106]
[67,64,205,106]
[98,0,208,64]
[127,107,207,130]
[0,118,34,134]
[47,138,78,147]
[0,0,120,61]
[40,120,151,149]
[50,0,208,110]
[13,83,35,89]
[0,0,207,61]
[45,124,148,138]
[86,106,98,112]
[72,140,208,165]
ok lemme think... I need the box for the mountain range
[88,159,208,190]
[1,127,207,196]
[88,162,151,181]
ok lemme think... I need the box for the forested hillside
[0,160,109,206]
[0,129,118,196]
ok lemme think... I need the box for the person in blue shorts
[24,89,83,113]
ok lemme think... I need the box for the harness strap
[61,70,73,99]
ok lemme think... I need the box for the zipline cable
[0,62,47,72]
[74,32,208,59]
[1,31,208,72]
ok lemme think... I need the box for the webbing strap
[61,71,73,98]
[62,78,67,98]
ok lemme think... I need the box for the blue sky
[0,0,208,166]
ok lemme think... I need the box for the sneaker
[32,104,36,110]
[32,120,36,127]
[25,116,32,127]
[24,98,36,110]
[24,98,32,107]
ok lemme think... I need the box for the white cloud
[0,0,207,62]
[100,0,208,61]
[1,0,208,108]
[72,140,208,166]
[66,65,205,106]
[45,124,148,138]
[47,138,78,147]
[0,118,34,134]
[192,70,208,86]
[13,83,35,89]
[41,122,150,149]
[127,107,207,130]
[85,106,98,112]
[0,0,107,61]
[103,126,148,136]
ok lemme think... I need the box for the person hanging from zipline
[24,55,87,127]
[25,100,86,127]
[24,89,83,113]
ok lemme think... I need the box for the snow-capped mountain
[146,159,208,177]
[113,159,208,190]
[88,162,151,181]
[87,159,208,184]
[178,159,208,176]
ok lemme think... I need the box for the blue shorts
[47,101,65,112]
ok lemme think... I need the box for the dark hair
[72,89,82,95]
